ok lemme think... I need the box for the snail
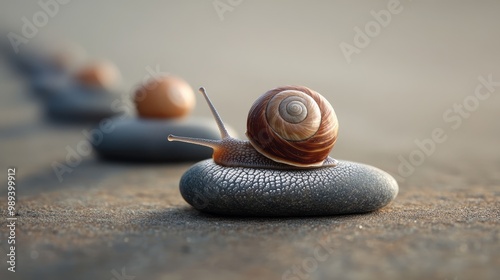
[167,86,398,216]
[133,76,195,119]
[168,86,338,169]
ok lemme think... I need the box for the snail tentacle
[168,87,230,149]
[199,87,230,139]
[167,134,221,150]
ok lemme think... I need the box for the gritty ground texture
[1,1,500,279]
[0,61,499,280]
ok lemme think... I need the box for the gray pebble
[92,117,235,162]
[30,73,76,99]
[2,45,57,78]
[44,88,123,123]
[179,159,398,216]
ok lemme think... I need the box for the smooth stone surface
[180,159,399,216]
[92,117,234,162]
[44,87,123,123]
[30,72,75,99]
[25,72,125,122]
[2,46,58,78]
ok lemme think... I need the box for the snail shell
[246,86,338,167]
[75,60,121,89]
[134,76,195,119]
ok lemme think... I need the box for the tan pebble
[134,76,195,119]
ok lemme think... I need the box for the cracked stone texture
[1,1,500,279]
[179,160,398,216]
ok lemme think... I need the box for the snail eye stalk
[167,87,230,149]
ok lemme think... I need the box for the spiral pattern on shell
[246,86,338,167]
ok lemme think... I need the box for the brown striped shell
[245,86,338,167]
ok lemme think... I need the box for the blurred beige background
[0,1,499,280]
[1,0,499,180]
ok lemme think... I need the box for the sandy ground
[0,1,499,279]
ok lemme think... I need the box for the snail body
[168,87,398,216]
